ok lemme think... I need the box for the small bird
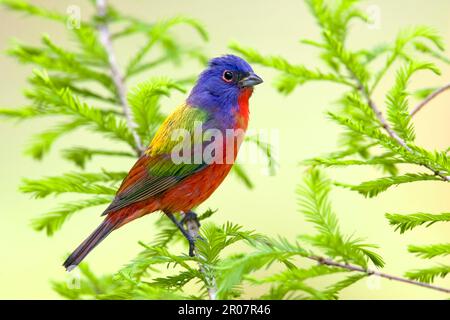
[63,55,262,270]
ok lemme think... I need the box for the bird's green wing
[103,104,210,215]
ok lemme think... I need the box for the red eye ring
[222,70,234,82]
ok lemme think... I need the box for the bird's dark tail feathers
[63,218,117,271]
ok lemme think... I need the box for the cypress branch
[386,212,450,233]
[229,41,354,89]
[414,42,450,65]
[408,243,450,259]
[0,106,41,119]
[31,196,113,236]
[20,171,126,198]
[127,78,184,143]
[405,265,450,284]
[24,119,87,160]
[371,25,444,92]
[386,62,439,142]
[1,0,66,22]
[322,274,367,299]
[341,173,441,198]
[125,16,208,78]
[61,147,135,169]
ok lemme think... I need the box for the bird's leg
[181,210,204,241]
[165,212,196,257]
[180,210,200,227]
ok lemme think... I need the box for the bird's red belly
[159,163,233,212]
[112,164,233,227]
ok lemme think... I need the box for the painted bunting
[63,55,263,270]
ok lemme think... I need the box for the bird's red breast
[234,87,252,130]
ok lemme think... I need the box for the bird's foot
[165,211,200,257]
[182,211,205,243]
[181,210,200,227]
[182,211,204,255]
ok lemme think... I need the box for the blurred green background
[0,0,449,299]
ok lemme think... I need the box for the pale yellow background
[0,0,449,299]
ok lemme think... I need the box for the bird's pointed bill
[239,73,263,88]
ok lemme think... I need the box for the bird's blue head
[187,55,263,112]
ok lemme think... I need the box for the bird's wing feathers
[102,104,209,215]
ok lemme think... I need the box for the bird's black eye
[222,70,234,82]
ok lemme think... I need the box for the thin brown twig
[310,256,450,294]
[96,0,144,155]
[410,83,450,117]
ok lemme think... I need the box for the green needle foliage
[231,0,450,294]
[2,0,449,299]
[216,168,383,300]
[405,265,450,284]
[408,243,450,259]
[385,212,450,234]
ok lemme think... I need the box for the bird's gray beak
[239,73,263,88]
